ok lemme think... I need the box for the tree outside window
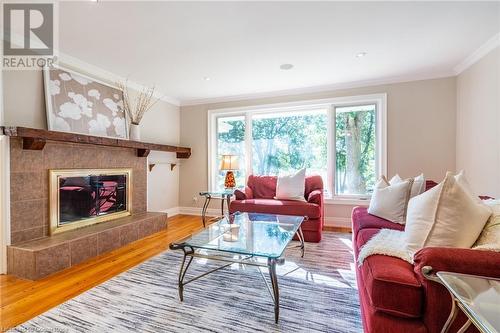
[335,105,377,196]
[210,95,385,199]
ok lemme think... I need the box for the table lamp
[220,155,239,189]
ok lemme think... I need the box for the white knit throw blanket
[357,228,414,265]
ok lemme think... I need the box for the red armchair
[229,174,324,242]
[354,180,499,333]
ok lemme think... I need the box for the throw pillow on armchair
[274,168,307,201]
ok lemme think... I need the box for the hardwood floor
[0,214,352,330]
[0,214,207,331]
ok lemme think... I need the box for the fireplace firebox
[49,169,132,235]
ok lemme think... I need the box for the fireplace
[49,169,132,235]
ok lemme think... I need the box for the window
[208,94,386,201]
[214,116,246,191]
[334,105,377,197]
[251,110,327,182]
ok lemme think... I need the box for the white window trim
[207,93,387,203]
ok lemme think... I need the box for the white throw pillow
[474,199,500,252]
[275,168,306,201]
[368,176,414,224]
[405,172,491,256]
[390,173,425,198]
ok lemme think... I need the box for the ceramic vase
[130,123,141,141]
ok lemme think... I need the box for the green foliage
[216,107,376,194]
[251,113,327,176]
[335,108,376,194]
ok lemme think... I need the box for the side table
[423,267,500,333]
[198,190,234,227]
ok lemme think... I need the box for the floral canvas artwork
[44,67,128,139]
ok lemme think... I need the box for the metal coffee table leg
[268,258,280,323]
[297,226,305,258]
[201,195,211,228]
[177,246,194,301]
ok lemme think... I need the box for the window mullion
[245,112,253,181]
[327,105,335,197]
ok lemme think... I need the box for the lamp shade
[220,155,239,170]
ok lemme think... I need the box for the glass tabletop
[199,189,235,198]
[437,272,500,333]
[181,212,304,258]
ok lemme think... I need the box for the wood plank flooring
[0,215,207,331]
[0,214,351,331]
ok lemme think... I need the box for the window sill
[324,197,370,206]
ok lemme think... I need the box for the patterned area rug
[13,232,362,333]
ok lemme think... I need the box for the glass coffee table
[169,212,305,323]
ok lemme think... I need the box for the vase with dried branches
[118,80,160,141]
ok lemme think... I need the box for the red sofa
[229,174,324,242]
[354,181,500,333]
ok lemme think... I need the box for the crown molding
[179,70,455,107]
[58,53,181,106]
[6,32,181,106]
[453,32,500,75]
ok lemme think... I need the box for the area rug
[12,232,362,333]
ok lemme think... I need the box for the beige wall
[456,46,500,198]
[2,69,181,213]
[180,77,457,226]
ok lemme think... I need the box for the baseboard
[176,207,352,229]
[166,207,180,217]
[178,206,220,217]
[175,206,352,227]
[324,217,351,228]
[155,207,181,218]
[323,225,352,233]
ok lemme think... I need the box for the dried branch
[117,80,161,125]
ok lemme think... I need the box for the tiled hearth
[8,212,166,280]
[7,137,168,280]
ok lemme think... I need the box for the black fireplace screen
[59,174,128,225]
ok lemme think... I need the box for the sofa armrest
[235,186,253,200]
[307,189,323,205]
[414,247,500,279]
[413,247,500,331]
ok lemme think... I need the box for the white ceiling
[59,1,500,105]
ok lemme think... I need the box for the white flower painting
[88,89,101,100]
[59,102,83,120]
[53,116,71,131]
[44,66,128,139]
[49,80,60,95]
[59,73,72,81]
[113,117,126,138]
[89,114,111,136]
[103,98,119,116]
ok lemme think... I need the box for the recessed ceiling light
[280,63,294,70]
[356,52,367,58]
[203,77,211,81]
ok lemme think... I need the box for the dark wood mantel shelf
[1,126,191,158]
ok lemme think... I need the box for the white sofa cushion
[368,176,414,224]
[405,172,491,256]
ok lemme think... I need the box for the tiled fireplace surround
[7,138,168,280]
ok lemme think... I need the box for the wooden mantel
[1,126,191,158]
